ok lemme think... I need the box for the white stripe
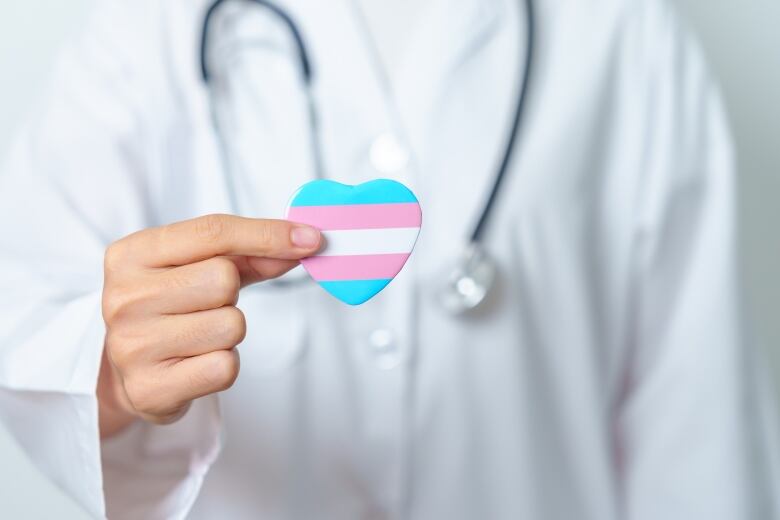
[318,227,420,256]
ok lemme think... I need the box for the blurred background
[0,1,778,517]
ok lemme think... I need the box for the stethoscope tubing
[201,0,313,84]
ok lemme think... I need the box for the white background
[0,1,778,518]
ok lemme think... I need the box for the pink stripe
[301,253,410,281]
[287,203,421,230]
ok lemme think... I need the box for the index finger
[121,214,322,267]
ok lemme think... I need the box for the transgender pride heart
[285,179,422,305]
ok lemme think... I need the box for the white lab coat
[0,0,778,518]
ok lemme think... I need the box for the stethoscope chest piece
[438,243,497,315]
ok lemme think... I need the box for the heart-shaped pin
[285,179,422,305]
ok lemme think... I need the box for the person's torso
[142,0,649,517]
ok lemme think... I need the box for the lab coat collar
[360,0,506,156]
[340,0,510,243]
[391,0,504,123]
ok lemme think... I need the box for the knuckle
[105,331,145,371]
[202,350,240,392]
[102,282,148,324]
[102,288,130,324]
[219,307,247,347]
[124,373,182,419]
[195,214,229,244]
[210,258,240,302]
[122,376,155,415]
[101,294,120,324]
[104,331,128,366]
[103,241,127,272]
[117,338,143,368]
[108,348,132,373]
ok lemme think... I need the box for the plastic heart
[285,179,422,305]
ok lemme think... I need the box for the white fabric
[0,0,778,519]
[352,0,426,76]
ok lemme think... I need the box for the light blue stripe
[290,179,418,207]
[318,279,392,305]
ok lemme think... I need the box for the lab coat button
[369,133,409,173]
[368,328,401,369]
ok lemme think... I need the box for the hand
[98,214,321,436]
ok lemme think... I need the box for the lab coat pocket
[235,281,309,375]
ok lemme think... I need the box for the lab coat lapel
[302,0,511,232]
[391,0,504,148]
[389,0,522,270]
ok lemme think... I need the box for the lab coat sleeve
[619,2,780,518]
[0,1,221,518]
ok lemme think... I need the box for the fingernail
[291,226,320,249]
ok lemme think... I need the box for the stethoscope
[200,0,535,315]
